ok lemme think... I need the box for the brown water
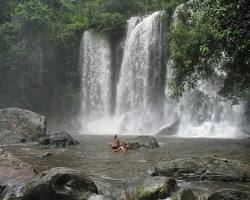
[2,135,250,195]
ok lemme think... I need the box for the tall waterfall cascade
[79,11,247,137]
[116,11,166,133]
[79,30,112,132]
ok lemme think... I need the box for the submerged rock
[40,152,52,158]
[0,107,46,144]
[207,189,249,200]
[88,194,112,200]
[38,131,79,147]
[156,120,180,136]
[20,138,27,143]
[151,156,250,182]
[170,188,198,200]
[127,136,159,149]
[124,176,177,200]
[1,167,98,200]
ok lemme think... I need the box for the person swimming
[113,141,128,155]
[108,134,120,150]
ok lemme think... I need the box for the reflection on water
[2,135,250,192]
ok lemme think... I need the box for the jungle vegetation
[0,0,249,119]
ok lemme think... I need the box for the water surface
[2,136,250,194]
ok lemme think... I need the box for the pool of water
[2,135,250,195]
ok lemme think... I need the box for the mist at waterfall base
[78,11,247,138]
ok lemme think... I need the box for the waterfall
[163,3,247,138]
[79,30,112,133]
[116,11,166,133]
[78,11,247,137]
[167,66,246,138]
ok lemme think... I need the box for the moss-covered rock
[128,176,177,200]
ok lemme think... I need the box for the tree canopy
[169,0,250,103]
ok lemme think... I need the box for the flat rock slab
[151,156,250,182]
[127,136,159,149]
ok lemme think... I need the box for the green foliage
[169,0,250,102]
[1,0,249,118]
[90,12,126,36]
[48,0,88,43]
[0,0,11,23]
[0,0,85,116]
[100,0,143,16]
[13,0,51,34]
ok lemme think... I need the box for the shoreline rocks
[0,148,30,170]
[0,148,33,197]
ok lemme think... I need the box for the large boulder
[38,131,79,146]
[0,108,46,144]
[151,156,250,182]
[1,167,98,200]
[127,136,159,149]
[123,176,177,200]
[207,189,249,200]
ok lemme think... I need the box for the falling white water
[79,30,113,133]
[116,11,166,133]
[174,72,246,138]
[78,11,248,137]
